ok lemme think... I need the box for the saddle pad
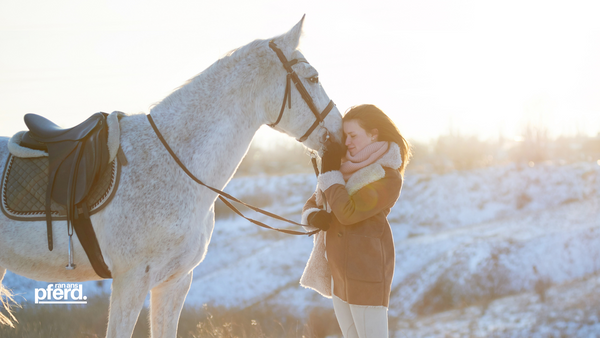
[1,154,120,221]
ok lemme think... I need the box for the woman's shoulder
[377,142,402,170]
[383,167,402,185]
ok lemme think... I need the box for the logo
[34,283,88,304]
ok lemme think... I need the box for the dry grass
[0,284,19,328]
[0,294,341,338]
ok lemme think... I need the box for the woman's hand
[321,141,344,173]
[308,210,332,231]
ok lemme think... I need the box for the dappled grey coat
[300,142,403,307]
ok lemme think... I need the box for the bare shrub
[236,141,315,177]
[582,135,600,160]
[433,133,493,172]
[405,140,432,173]
[511,123,550,163]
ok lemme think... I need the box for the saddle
[19,113,114,278]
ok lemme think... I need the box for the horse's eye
[308,76,319,84]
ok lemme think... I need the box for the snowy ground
[395,274,600,337]
[3,161,600,336]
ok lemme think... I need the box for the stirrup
[65,224,76,270]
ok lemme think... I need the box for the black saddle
[25,113,105,142]
[22,112,112,278]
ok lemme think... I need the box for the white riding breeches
[331,279,389,338]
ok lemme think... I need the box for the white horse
[0,17,342,337]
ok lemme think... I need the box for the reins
[145,40,337,237]
[147,115,319,237]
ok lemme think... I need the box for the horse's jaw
[299,107,344,152]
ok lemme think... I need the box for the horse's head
[261,16,343,152]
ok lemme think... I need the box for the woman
[300,104,411,338]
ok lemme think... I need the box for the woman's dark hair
[343,104,412,176]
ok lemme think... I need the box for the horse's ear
[279,15,305,50]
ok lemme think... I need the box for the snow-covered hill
[3,161,600,336]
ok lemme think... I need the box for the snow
[3,161,600,336]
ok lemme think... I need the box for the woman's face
[343,119,377,157]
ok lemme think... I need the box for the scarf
[340,141,389,181]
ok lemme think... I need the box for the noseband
[267,40,335,143]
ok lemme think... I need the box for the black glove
[321,141,343,173]
[307,210,332,231]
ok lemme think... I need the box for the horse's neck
[149,73,263,190]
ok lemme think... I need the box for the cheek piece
[267,40,335,143]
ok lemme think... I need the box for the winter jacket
[300,142,403,307]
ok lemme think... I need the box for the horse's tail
[0,272,17,327]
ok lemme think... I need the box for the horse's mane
[150,39,267,112]
[221,39,266,64]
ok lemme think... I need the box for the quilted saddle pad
[1,154,121,221]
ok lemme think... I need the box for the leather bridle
[145,40,339,237]
[267,40,335,143]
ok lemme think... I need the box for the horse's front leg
[149,271,193,338]
[106,266,150,338]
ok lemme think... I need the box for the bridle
[145,40,340,236]
[267,40,335,143]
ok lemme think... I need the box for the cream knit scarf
[340,141,389,181]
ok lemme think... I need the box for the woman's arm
[301,191,322,225]
[318,169,402,225]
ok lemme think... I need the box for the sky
[1,0,599,145]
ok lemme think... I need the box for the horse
[0,17,342,338]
